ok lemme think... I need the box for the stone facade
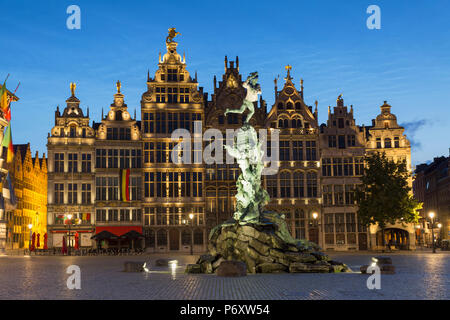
[414,156,450,244]
[5,144,47,249]
[45,33,415,251]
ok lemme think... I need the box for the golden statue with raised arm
[116,80,121,93]
[166,27,181,43]
[70,82,76,96]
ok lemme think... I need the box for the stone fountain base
[187,211,351,274]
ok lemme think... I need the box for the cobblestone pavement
[0,252,448,300]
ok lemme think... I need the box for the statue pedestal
[188,211,351,274]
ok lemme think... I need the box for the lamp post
[27,224,32,253]
[189,213,194,255]
[311,212,319,246]
[67,213,73,256]
[428,212,435,253]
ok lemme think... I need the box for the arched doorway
[169,229,179,251]
[377,228,409,250]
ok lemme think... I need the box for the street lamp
[67,214,73,256]
[428,212,436,253]
[27,224,32,253]
[189,213,194,255]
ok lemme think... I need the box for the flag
[2,172,17,210]
[0,81,6,110]
[1,124,14,163]
[0,88,7,113]
[120,169,130,201]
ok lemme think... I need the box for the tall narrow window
[68,183,78,204]
[293,171,304,197]
[306,172,317,197]
[81,153,91,172]
[280,171,291,198]
[68,153,78,173]
[305,141,316,160]
[292,141,303,160]
[54,153,64,173]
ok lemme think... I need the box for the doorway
[169,229,179,251]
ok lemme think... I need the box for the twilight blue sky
[1,0,449,166]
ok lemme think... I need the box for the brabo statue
[224,72,261,123]
[224,72,269,223]
[190,71,350,274]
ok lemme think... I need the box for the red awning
[52,230,94,233]
[95,226,142,237]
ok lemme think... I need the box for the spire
[116,80,121,93]
[274,76,278,100]
[147,69,150,82]
[183,52,186,64]
[213,75,217,90]
[134,108,136,120]
[236,56,239,71]
[87,106,89,117]
[195,71,198,82]
[224,55,228,72]
[284,65,292,81]
[300,78,304,99]
[101,107,104,119]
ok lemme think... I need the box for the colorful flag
[120,169,130,201]
[2,172,17,210]
[1,124,14,163]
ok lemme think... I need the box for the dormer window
[286,102,293,110]
[295,102,301,110]
[168,69,177,82]
[69,125,76,137]
[384,138,392,148]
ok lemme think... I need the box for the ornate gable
[267,66,318,129]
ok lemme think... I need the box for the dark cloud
[401,119,430,149]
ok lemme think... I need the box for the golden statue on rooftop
[166,27,181,43]
[70,82,76,96]
[116,80,121,93]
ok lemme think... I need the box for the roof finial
[101,107,104,119]
[224,55,228,72]
[116,80,121,93]
[70,82,76,96]
[236,56,239,71]
[284,65,292,80]
[147,69,150,82]
[166,27,181,44]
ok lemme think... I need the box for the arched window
[69,125,76,137]
[156,229,167,246]
[266,174,278,198]
[194,228,203,245]
[293,171,305,197]
[384,138,391,148]
[280,171,291,198]
[286,102,293,110]
[284,119,289,128]
[278,119,283,128]
[144,229,155,247]
[278,102,284,110]
[181,229,191,245]
[295,102,301,110]
[306,172,317,197]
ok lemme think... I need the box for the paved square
[0,252,448,299]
